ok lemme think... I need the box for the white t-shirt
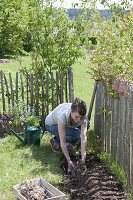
[45,103,87,128]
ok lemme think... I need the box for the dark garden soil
[60,152,128,200]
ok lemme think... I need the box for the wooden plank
[35,73,39,115]
[16,72,19,103]
[106,95,112,154]
[129,90,133,185]
[30,73,34,109]
[3,73,10,110]
[9,72,14,106]
[1,70,6,113]
[116,97,121,163]
[56,72,59,106]
[46,72,49,115]
[68,67,74,102]
[65,72,68,102]
[94,82,102,137]
[20,73,24,103]
[124,94,130,185]
[111,98,118,159]
[51,72,54,110]
[104,90,111,153]
[88,81,98,121]
[60,71,64,103]
[26,73,29,107]
[41,74,45,118]
[104,91,108,152]
[101,84,106,151]
[119,95,126,168]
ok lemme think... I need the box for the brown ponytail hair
[71,97,87,116]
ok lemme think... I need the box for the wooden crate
[13,178,66,200]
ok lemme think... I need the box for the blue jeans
[45,124,81,145]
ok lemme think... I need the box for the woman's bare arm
[81,124,88,163]
[58,120,70,162]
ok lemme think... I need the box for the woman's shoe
[50,138,59,152]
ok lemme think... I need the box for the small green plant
[0,101,41,132]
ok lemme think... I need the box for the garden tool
[10,116,45,145]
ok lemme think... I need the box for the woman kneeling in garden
[45,97,89,172]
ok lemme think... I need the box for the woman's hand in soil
[79,159,87,171]
[68,160,75,174]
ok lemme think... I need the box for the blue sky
[54,0,132,9]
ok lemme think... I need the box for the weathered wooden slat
[56,71,59,106]
[35,73,39,115]
[16,72,19,103]
[121,96,127,168]
[41,74,45,118]
[26,73,29,107]
[104,93,107,152]
[94,83,103,137]
[68,67,74,102]
[124,95,130,185]
[51,72,54,110]
[3,73,10,110]
[101,84,106,151]
[129,90,133,185]
[20,73,24,103]
[65,72,68,102]
[30,73,34,109]
[1,71,6,113]
[88,81,98,121]
[111,98,118,159]
[60,71,64,103]
[106,95,111,154]
[9,72,14,106]
[46,72,49,115]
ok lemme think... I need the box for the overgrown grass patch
[99,152,127,186]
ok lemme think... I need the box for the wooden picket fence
[0,68,74,116]
[0,68,74,130]
[94,82,133,186]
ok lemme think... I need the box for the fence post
[1,70,5,113]
[129,90,133,186]
[94,82,103,137]
[16,72,19,104]
[87,81,98,121]
[9,72,14,106]
[68,67,74,102]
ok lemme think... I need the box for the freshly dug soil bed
[60,153,128,200]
